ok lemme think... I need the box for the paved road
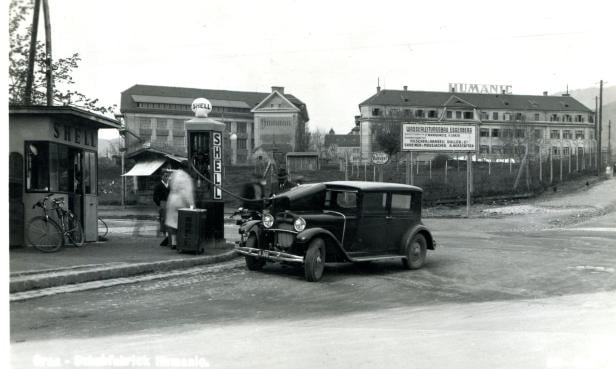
[10,203,616,369]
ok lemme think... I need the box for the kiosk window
[26,142,50,191]
[49,143,71,192]
[83,151,97,194]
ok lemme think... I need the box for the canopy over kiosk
[9,105,121,247]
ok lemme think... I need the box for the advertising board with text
[402,123,477,152]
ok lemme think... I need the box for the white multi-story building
[120,84,309,164]
[358,86,596,161]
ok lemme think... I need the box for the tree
[8,0,115,114]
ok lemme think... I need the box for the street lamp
[230,133,237,166]
[114,112,126,208]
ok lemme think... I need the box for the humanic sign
[402,123,477,152]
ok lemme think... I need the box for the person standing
[165,165,195,249]
[153,170,170,246]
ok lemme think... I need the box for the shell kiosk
[176,98,226,252]
[9,105,121,247]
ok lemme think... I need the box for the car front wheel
[244,234,265,271]
[304,238,326,282]
[402,233,427,270]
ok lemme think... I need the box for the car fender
[400,224,435,251]
[295,227,346,257]
[240,220,262,243]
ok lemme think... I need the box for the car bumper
[235,245,304,264]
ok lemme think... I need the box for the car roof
[324,181,423,193]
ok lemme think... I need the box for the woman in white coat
[165,167,195,248]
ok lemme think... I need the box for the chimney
[451,87,455,93]
[543,91,548,96]
[403,86,408,91]
[502,89,506,95]
[271,86,284,94]
[562,93,570,97]
[376,86,381,93]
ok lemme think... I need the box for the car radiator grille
[275,223,295,248]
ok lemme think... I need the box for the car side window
[325,190,357,213]
[362,192,387,213]
[391,193,411,212]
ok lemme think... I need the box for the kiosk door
[82,151,97,241]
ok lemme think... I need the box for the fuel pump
[182,98,226,244]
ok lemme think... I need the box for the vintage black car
[235,181,435,281]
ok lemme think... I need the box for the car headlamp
[263,213,274,228]
[293,217,306,232]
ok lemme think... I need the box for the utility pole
[598,80,603,174]
[42,0,53,106]
[609,120,612,164]
[24,0,41,105]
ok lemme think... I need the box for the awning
[122,159,166,176]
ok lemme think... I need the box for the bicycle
[26,194,85,252]
[97,216,109,241]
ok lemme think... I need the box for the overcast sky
[36,0,616,139]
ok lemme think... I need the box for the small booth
[9,105,121,247]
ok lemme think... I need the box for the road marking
[562,227,616,232]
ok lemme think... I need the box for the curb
[10,247,239,294]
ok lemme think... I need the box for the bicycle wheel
[97,217,109,240]
[66,212,85,247]
[27,216,63,252]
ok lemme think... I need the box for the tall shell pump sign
[402,123,477,152]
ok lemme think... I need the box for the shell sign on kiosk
[8,105,121,247]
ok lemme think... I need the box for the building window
[480,128,489,137]
[534,113,540,121]
[428,110,437,118]
[237,138,247,149]
[589,115,594,123]
[504,113,511,121]
[550,130,560,139]
[480,145,489,154]
[491,129,500,137]
[563,130,572,139]
[415,110,424,118]
[236,122,246,133]
[446,111,453,119]
[480,112,489,120]
[575,130,584,139]
[224,122,231,132]
[372,108,381,116]
[550,114,559,122]
[492,112,499,120]
[503,129,513,138]
[552,146,560,155]
[564,114,572,122]
[515,129,525,138]
[491,145,503,154]
[455,111,462,119]
[514,113,524,121]
[575,115,583,122]
[463,111,473,119]
[534,129,543,139]
[563,147,570,156]
[156,119,168,136]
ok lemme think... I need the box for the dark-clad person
[241,174,266,211]
[153,170,170,246]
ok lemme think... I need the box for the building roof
[253,143,294,153]
[359,89,593,112]
[286,152,319,157]
[121,84,306,115]
[324,134,360,147]
[9,105,121,129]
[325,181,423,192]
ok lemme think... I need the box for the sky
[18,0,616,139]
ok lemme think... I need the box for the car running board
[348,254,406,262]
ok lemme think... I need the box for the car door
[386,192,416,253]
[357,191,389,253]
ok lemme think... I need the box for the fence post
[410,152,414,185]
[550,150,553,184]
[539,149,542,182]
[560,141,563,181]
[445,160,448,185]
[429,160,432,179]
[568,144,572,173]
[405,152,410,184]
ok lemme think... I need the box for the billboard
[402,123,477,152]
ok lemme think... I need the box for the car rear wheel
[304,238,326,282]
[402,233,427,270]
[244,234,265,271]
